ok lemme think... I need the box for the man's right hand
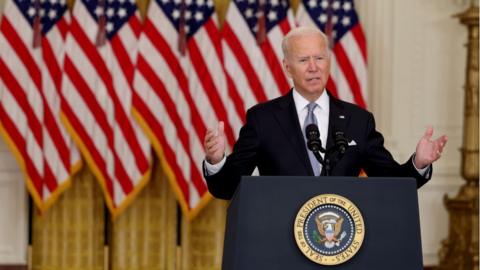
[204,121,226,165]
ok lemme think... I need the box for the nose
[307,58,318,72]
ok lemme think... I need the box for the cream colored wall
[0,0,472,266]
[0,0,29,265]
[357,0,469,265]
[0,1,29,266]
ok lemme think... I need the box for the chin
[307,88,324,95]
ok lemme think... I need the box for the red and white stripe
[0,0,80,211]
[296,4,367,108]
[60,0,151,217]
[132,1,235,219]
[222,3,296,135]
[41,4,81,204]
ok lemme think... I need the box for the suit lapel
[326,93,349,150]
[273,91,313,175]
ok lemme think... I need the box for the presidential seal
[293,194,365,265]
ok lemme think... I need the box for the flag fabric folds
[296,0,367,108]
[0,0,368,218]
[132,0,235,219]
[222,0,295,135]
[60,0,151,218]
[0,0,81,212]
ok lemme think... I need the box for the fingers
[207,143,223,155]
[435,135,448,150]
[218,121,224,136]
[433,135,448,159]
[423,126,434,140]
[205,134,222,151]
[438,135,448,146]
[205,136,222,150]
[204,121,226,156]
[205,121,225,143]
[415,128,448,165]
[204,129,216,143]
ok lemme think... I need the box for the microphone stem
[312,150,324,165]
[324,158,330,176]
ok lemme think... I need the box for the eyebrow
[295,54,327,59]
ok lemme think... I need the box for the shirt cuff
[412,153,431,178]
[204,155,226,176]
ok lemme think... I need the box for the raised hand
[204,121,226,165]
[414,126,448,169]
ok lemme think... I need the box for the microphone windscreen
[305,124,320,140]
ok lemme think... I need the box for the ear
[283,58,292,78]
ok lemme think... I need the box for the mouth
[306,77,321,82]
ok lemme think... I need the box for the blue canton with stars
[83,0,137,40]
[303,0,359,43]
[156,0,214,39]
[14,0,68,35]
[235,0,289,37]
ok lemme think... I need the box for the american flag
[296,0,367,108]
[60,0,151,218]
[0,0,81,212]
[222,0,296,135]
[132,0,234,219]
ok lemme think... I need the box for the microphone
[305,124,325,168]
[305,124,322,152]
[334,131,348,154]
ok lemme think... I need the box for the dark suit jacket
[205,90,431,200]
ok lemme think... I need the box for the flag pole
[27,195,33,270]
[104,204,110,270]
[176,204,182,269]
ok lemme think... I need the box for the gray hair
[282,26,329,59]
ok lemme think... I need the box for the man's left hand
[414,126,448,169]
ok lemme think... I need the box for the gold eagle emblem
[314,212,346,248]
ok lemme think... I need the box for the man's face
[283,34,331,100]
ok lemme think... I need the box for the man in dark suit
[203,27,447,200]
